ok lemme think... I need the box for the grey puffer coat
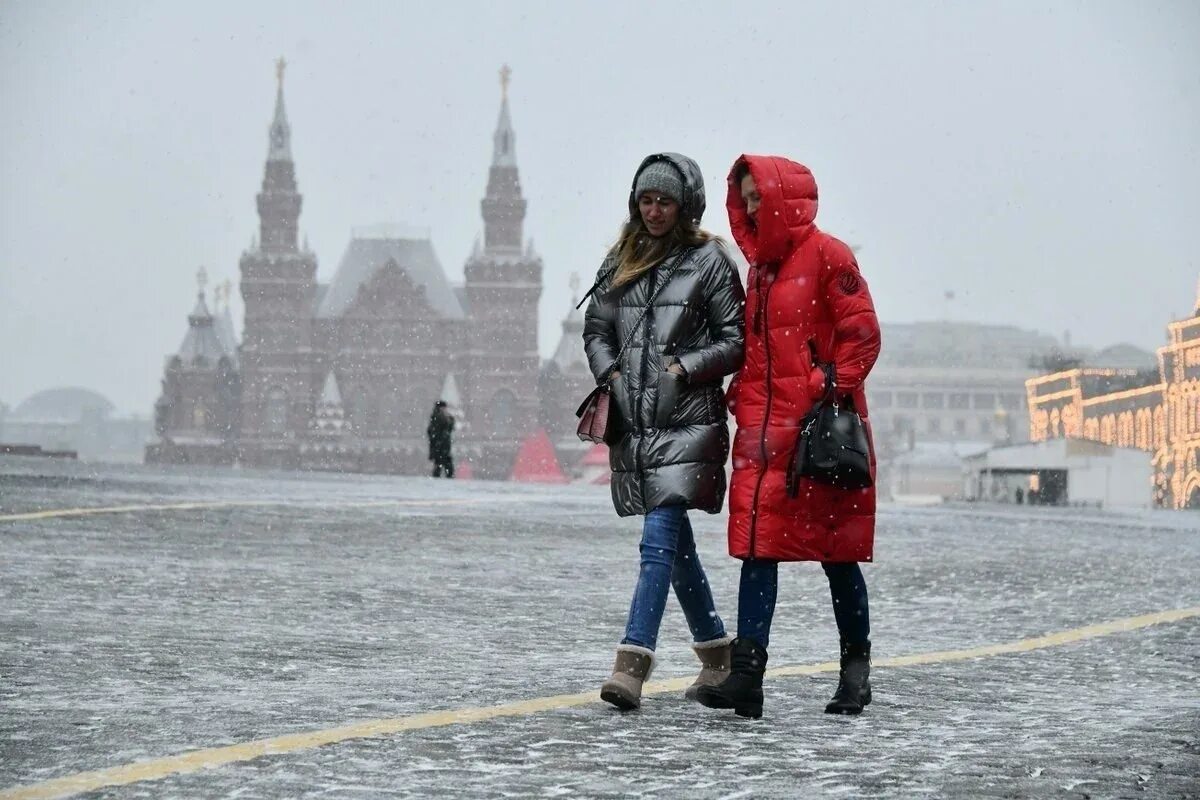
[583,153,746,516]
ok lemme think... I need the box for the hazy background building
[1026,281,1200,509]
[1,387,152,462]
[147,65,546,479]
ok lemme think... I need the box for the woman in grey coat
[584,153,746,710]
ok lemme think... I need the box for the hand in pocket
[610,372,633,427]
[654,371,685,428]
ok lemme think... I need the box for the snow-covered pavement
[1,457,1197,798]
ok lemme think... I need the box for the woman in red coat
[696,154,882,719]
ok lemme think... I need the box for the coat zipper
[634,263,659,511]
[748,266,775,558]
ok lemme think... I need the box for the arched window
[1118,412,1134,448]
[1100,415,1116,445]
[266,387,288,434]
[1060,404,1076,437]
[1032,410,1049,441]
[1136,409,1151,450]
[192,400,207,430]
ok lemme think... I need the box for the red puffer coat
[726,155,882,563]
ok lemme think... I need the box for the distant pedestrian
[1015,487,1025,504]
[696,155,882,719]
[583,153,745,711]
[427,401,455,478]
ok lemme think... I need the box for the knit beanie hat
[634,160,684,204]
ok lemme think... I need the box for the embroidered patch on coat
[838,271,861,295]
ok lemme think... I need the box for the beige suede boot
[600,644,656,711]
[684,635,733,702]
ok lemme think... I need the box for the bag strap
[576,264,617,310]
[808,338,841,411]
[599,248,693,383]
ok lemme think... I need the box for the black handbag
[786,356,873,496]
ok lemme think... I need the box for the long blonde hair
[610,216,716,289]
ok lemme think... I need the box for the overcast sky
[1,1,1197,415]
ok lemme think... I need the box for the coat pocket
[610,373,633,429]
[654,371,685,428]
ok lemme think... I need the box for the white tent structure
[964,439,1153,509]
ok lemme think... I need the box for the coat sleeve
[676,247,746,385]
[582,256,620,384]
[819,237,881,393]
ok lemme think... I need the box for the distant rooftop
[10,387,115,423]
[1083,343,1157,371]
[317,235,464,320]
[876,321,1065,370]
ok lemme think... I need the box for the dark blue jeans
[621,505,727,651]
[737,559,870,650]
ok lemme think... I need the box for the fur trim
[691,634,734,651]
[615,643,656,680]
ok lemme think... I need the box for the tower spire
[268,56,292,162]
[480,65,526,252]
[256,57,303,253]
[492,64,517,168]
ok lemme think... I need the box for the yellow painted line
[771,605,1200,677]
[0,498,481,523]
[2,605,1197,800]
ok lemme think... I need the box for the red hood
[726,154,818,266]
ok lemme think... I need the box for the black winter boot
[825,639,871,715]
[695,638,768,719]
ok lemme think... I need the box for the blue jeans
[737,560,870,649]
[621,505,727,651]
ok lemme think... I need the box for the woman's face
[638,193,680,238]
[740,172,762,221]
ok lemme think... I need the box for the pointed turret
[146,267,241,464]
[320,370,342,406]
[238,59,319,462]
[460,66,543,476]
[480,64,527,253]
[310,370,347,438]
[256,57,302,253]
[267,58,293,162]
[551,272,588,374]
[177,268,225,365]
[492,65,517,169]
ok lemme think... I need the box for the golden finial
[196,266,208,294]
[568,271,581,301]
[499,63,512,100]
[276,56,287,90]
